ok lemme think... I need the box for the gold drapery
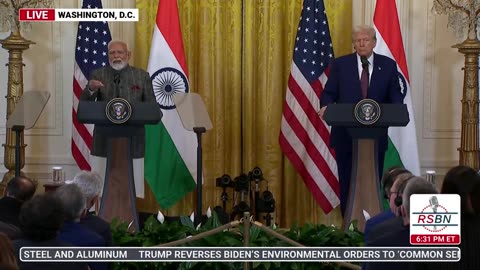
[135,0,352,227]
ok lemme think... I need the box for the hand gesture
[88,79,104,91]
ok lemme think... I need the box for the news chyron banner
[20,247,460,263]
[19,8,138,22]
[410,194,461,245]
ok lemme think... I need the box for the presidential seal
[105,98,132,124]
[354,99,381,125]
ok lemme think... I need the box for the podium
[324,101,409,232]
[77,100,162,231]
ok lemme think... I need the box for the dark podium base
[99,138,139,232]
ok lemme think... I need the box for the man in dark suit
[0,176,36,228]
[319,25,404,215]
[80,40,156,158]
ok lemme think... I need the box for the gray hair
[352,25,376,42]
[402,177,439,215]
[72,170,103,201]
[54,184,86,222]
[107,40,129,52]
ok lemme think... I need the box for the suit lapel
[370,53,382,96]
[348,54,362,97]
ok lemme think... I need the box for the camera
[256,190,275,213]
[234,173,250,192]
[215,174,234,188]
[250,166,263,180]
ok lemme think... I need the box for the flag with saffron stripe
[145,0,197,208]
[374,0,421,176]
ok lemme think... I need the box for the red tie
[361,66,368,98]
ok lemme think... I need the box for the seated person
[71,170,112,246]
[0,176,36,228]
[13,194,88,270]
[364,167,411,241]
[366,172,413,244]
[0,232,18,270]
[365,177,438,270]
[54,184,106,270]
[421,165,480,269]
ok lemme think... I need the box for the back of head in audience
[54,184,86,222]
[381,167,411,200]
[441,165,480,214]
[389,172,414,215]
[401,176,439,224]
[0,232,18,270]
[4,176,36,202]
[71,170,102,209]
[19,194,64,242]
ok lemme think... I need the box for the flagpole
[194,127,206,226]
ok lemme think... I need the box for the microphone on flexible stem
[429,195,439,230]
[113,72,120,98]
[360,56,369,90]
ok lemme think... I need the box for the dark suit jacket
[364,210,395,243]
[320,53,404,150]
[0,221,22,240]
[57,222,107,270]
[365,221,417,270]
[80,212,113,246]
[80,65,155,158]
[0,197,23,227]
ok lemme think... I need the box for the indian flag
[145,0,196,209]
[373,0,420,176]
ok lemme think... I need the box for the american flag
[279,0,340,213]
[72,0,112,170]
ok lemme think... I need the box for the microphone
[429,195,439,230]
[113,72,120,98]
[360,56,369,69]
[429,195,439,213]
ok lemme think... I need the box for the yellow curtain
[135,0,352,227]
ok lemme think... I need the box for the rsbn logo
[410,194,460,245]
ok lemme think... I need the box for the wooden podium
[324,102,409,232]
[77,100,162,231]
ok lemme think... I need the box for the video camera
[215,174,234,188]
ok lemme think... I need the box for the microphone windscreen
[113,72,120,84]
[360,56,368,68]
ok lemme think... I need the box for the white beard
[110,60,127,71]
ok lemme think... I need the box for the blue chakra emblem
[151,67,189,110]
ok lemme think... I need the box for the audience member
[366,172,413,244]
[365,177,438,270]
[54,184,106,270]
[0,221,22,240]
[421,165,480,269]
[441,165,479,214]
[0,176,36,227]
[13,194,88,270]
[364,167,411,241]
[71,171,112,246]
[0,232,18,270]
